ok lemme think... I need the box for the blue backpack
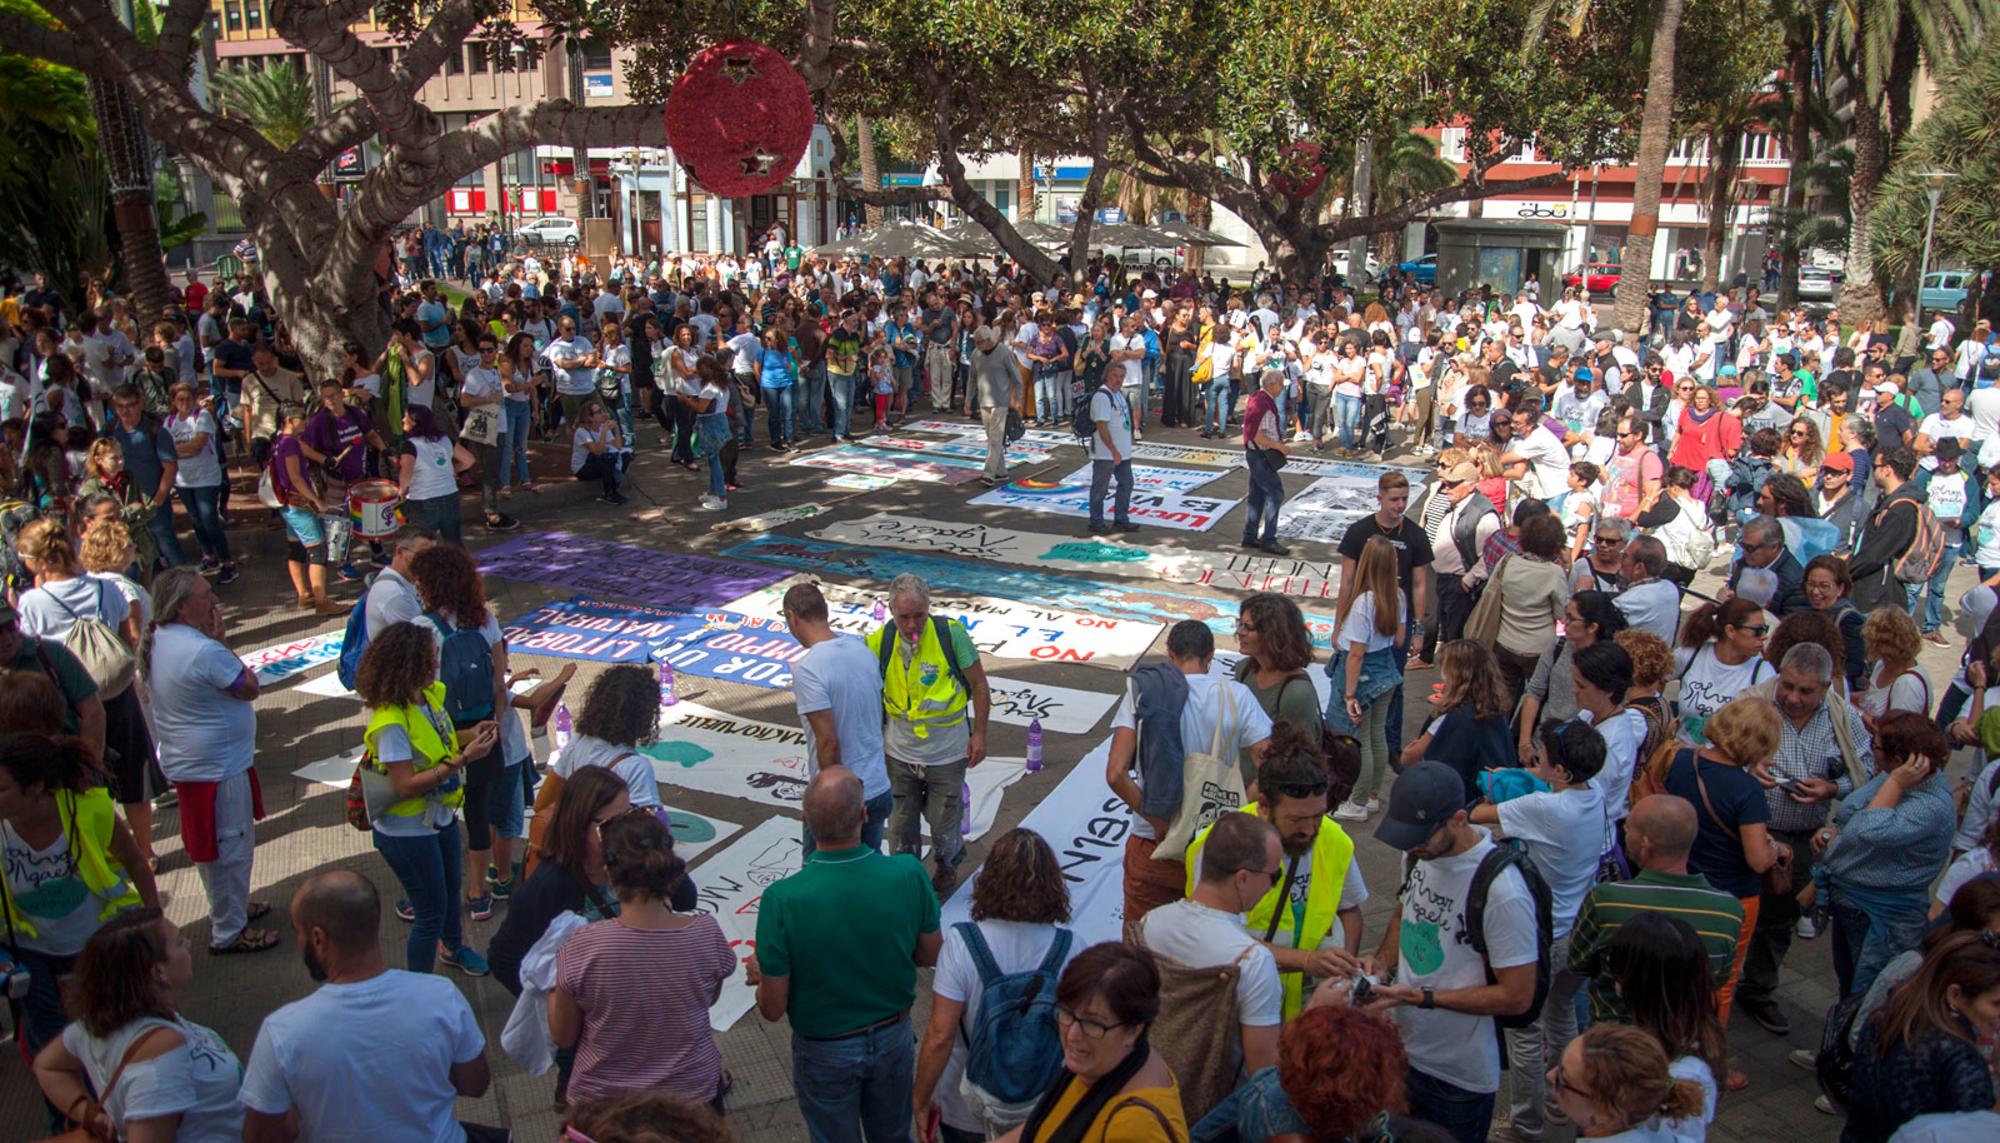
[335,597,371,691]
[956,922,1072,1114]
[426,612,496,722]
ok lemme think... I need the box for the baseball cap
[1875,382,1899,395]
[1142,289,1159,299]
[1821,450,1854,472]
[1375,761,1467,851]
[1575,367,1594,382]
[1444,462,1482,484]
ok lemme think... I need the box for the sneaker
[1814,1094,1839,1115]
[151,788,178,809]
[699,495,724,511]
[485,512,521,532]
[490,875,516,901]
[1788,1048,1819,1072]
[395,898,415,922]
[437,943,490,977]
[1365,794,1382,816]
[1925,628,1951,647]
[1739,994,1790,1036]
[197,557,219,576]
[1332,800,1369,822]
[608,491,629,505]
[467,894,494,922]
[596,494,619,504]
[1260,541,1290,556]
[217,564,240,585]
[1795,914,1819,940]
[1113,522,1141,534]
[337,562,363,582]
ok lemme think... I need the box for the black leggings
[458,736,504,850]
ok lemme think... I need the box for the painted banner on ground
[721,577,1160,669]
[723,535,1343,648]
[502,599,700,663]
[710,503,829,533]
[787,445,985,485]
[942,735,1128,950]
[810,514,1340,598]
[477,532,789,609]
[242,630,345,686]
[1277,475,1428,544]
[1275,456,1432,482]
[986,676,1119,734]
[639,702,1027,840]
[902,419,1076,449]
[686,816,799,1030]
[825,473,900,490]
[970,470,1239,533]
[854,435,1049,465]
[1058,464,1221,494]
[1130,442,1246,468]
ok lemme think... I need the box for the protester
[396,404,464,542]
[1330,535,1406,822]
[163,382,236,583]
[1425,462,1505,644]
[561,1092,734,1143]
[1674,597,1776,745]
[1518,590,1629,749]
[1596,911,1728,1140]
[1241,367,1290,554]
[1842,932,2000,1143]
[1401,639,1515,788]
[1231,592,1324,755]
[1192,1005,1426,1143]
[1336,470,1433,767]
[1803,554,1870,691]
[1846,447,1927,613]
[1087,348,1138,535]
[542,664,665,811]
[1856,607,1933,724]
[1544,1025,1709,1142]
[783,580,893,852]
[1488,513,1571,701]
[570,398,631,505]
[1006,942,1187,1143]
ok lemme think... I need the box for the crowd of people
[5,235,2000,1143]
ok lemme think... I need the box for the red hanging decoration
[664,39,815,198]
[1266,141,1328,200]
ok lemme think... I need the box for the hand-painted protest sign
[810,514,1340,598]
[478,532,789,609]
[1058,463,1222,494]
[721,577,1160,670]
[970,469,1238,533]
[502,599,708,663]
[986,677,1119,734]
[723,534,1343,648]
[825,473,900,490]
[853,435,1048,465]
[1130,442,1246,467]
[710,503,829,533]
[686,816,799,1030]
[1277,475,1428,544]
[787,445,985,485]
[242,630,345,686]
[902,419,1075,449]
[942,735,1128,950]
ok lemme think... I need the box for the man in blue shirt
[108,384,188,568]
[416,282,453,351]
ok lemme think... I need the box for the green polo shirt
[756,844,940,1039]
[1568,868,1745,1022]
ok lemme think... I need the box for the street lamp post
[1916,170,1957,322]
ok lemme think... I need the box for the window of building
[445,43,465,75]
[1438,127,1467,163]
[580,37,612,70]
[1740,132,1778,163]
[224,3,242,32]
[467,42,488,73]
[245,2,262,30]
[690,195,709,250]
[205,13,220,37]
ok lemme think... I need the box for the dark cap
[1375,761,1467,850]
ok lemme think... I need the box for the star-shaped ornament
[721,56,759,85]
[740,147,779,176]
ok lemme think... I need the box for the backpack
[1071,390,1098,442]
[1814,989,1868,1111]
[1892,500,1948,584]
[49,582,136,699]
[335,595,371,691]
[1464,845,1554,1031]
[426,612,496,722]
[0,500,37,593]
[954,922,1073,1126]
[1624,700,1682,805]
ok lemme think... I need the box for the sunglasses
[1594,535,1625,545]
[1734,623,1771,636]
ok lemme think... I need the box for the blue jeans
[1828,885,1929,1000]
[1404,1066,1496,1143]
[1206,375,1233,434]
[1090,458,1134,528]
[404,491,463,545]
[1243,447,1286,544]
[829,370,857,438]
[1034,370,1066,423]
[1906,540,1962,633]
[803,789,892,857]
[791,1014,917,1143]
[147,500,188,568]
[1335,393,1364,450]
[799,362,828,435]
[697,412,730,497]
[501,400,531,487]
[762,383,796,445]
[176,483,231,563]
[372,820,465,972]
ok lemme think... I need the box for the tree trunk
[1347,135,1372,285]
[1838,94,1888,323]
[1187,194,1210,274]
[855,115,882,225]
[1700,128,1742,294]
[1775,28,1812,308]
[1018,150,1037,224]
[1613,0,1688,334]
[88,71,174,320]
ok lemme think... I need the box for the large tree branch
[1313,170,1572,243]
[796,0,842,92]
[294,98,380,166]
[271,0,436,148]
[822,114,948,208]
[396,0,495,91]
[156,0,211,70]
[923,71,1061,283]
[0,10,94,71]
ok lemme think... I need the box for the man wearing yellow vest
[865,573,991,897]
[1183,732,1368,1018]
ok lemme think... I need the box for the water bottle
[552,701,573,752]
[871,597,887,622]
[659,660,678,707]
[960,780,973,837]
[1025,719,1044,773]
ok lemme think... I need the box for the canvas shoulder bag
[1462,554,1513,650]
[1155,682,1248,861]
[49,583,135,699]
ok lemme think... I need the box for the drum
[348,479,402,539]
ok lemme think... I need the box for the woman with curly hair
[1776,417,1826,486]
[1857,607,1931,727]
[408,543,513,923]
[914,828,1078,1140]
[1232,592,1323,769]
[355,621,497,976]
[1191,1004,1434,1143]
[1401,639,1514,791]
[561,1092,733,1143]
[1546,1024,1709,1141]
[541,665,664,814]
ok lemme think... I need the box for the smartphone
[1775,777,1807,795]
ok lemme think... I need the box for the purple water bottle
[659,660,678,707]
[961,780,973,837]
[1025,718,1044,773]
[871,597,887,622]
[552,701,573,751]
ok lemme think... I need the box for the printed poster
[241,630,345,687]
[1277,475,1429,544]
[477,532,789,608]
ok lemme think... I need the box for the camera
[1350,974,1382,1005]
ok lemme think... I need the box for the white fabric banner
[969,476,1240,533]
[986,676,1120,735]
[685,816,801,1030]
[1278,475,1430,543]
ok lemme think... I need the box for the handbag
[1462,554,1514,650]
[37,1024,173,1143]
[1155,683,1248,861]
[1693,754,1793,896]
[460,403,503,447]
[1258,446,1288,471]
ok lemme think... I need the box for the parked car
[1563,262,1624,292]
[1330,249,1381,280]
[1796,265,1839,301]
[1398,253,1437,284]
[517,216,581,247]
[1921,269,1971,314]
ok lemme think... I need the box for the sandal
[210,928,280,955]
[246,901,272,922]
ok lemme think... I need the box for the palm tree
[854,114,883,226]
[208,58,318,151]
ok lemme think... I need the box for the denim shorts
[279,505,325,546]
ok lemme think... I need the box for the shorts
[279,505,326,547]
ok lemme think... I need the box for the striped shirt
[1567,869,1745,1022]
[555,915,737,1105]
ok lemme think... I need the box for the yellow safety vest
[865,619,970,740]
[0,788,142,939]
[363,682,465,819]
[1183,803,1357,1018]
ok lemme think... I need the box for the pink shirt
[555,915,736,1104]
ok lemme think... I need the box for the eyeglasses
[1734,623,1771,636]
[1057,1007,1129,1040]
[1552,1061,1593,1101]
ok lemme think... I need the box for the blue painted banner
[720,534,1344,649]
[500,599,711,663]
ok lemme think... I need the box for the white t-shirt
[545,337,596,396]
[1392,832,1540,1094]
[1089,386,1134,462]
[1617,580,1683,645]
[1496,784,1607,940]
[1514,425,1573,500]
[17,575,129,643]
[931,920,1082,1132]
[1934,847,1995,909]
[1917,413,1975,470]
[1857,663,1934,722]
[697,380,730,418]
[792,634,890,801]
[1138,899,1283,1027]
[369,720,458,836]
[149,625,254,783]
[1337,589,1404,653]
[725,331,762,378]
[404,348,437,409]
[401,435,458,500]
[63,1015,243,1141]
[167,410,223,488]
[238,971,485,1143]
[570,424,621,473]
[459,364,503,405]
[1109,333,1146,386]
[1659,1054,1718,1142]
[1974,501,2000,570]
[2,818,100,954]
[1112,672,1273,840]
[1674,646,1775,745]
[553,733,660,809]
[1584,706,1648,829]
[93,571,152,631]
[362,569,425,641]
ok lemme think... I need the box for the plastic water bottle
[961,780,973,837]
[871,597,887,622]
[1025,719,1044,773]
[552,702,573,752]
[659,661,678,707]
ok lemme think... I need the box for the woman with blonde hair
[1327,535,1404,821]
[1857,607,1930,726]
[1777,417,1825,485]
[1547,1024,1710,1141]
[1400,639,1515,791]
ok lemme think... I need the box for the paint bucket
[348,479,402,540]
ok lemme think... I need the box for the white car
[517,216,581,246]
[1796,266,1838,301]
[1330,248,1381,280]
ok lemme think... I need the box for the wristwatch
[1420,987,1436,1010]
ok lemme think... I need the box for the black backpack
[875,616,973,703]
[1464,845,1554,1031]
[1071,390,1098,442]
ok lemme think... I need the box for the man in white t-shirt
[1108,315,1148,433]
[1916,387,1975,470]
[1135,811,1285,1114]
[1500,398,1572,500]
[1108,620,1274,919]
[543,316,599,429]
[783,581,891,853]
[361,533,432,640]
[1087,363,1136,533]
[241,871,492,1143]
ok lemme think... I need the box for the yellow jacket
[363,683,465,819]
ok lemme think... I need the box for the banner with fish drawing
[968,467,1238,533]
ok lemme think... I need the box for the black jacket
[1849,481,1928,612]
